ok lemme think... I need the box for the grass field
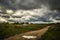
[0,23,49,40]
[0,23,60,40]
[41,23,60,40]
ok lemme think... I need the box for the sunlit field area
[0,23,60,40]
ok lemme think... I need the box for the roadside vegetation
[0,23,60,40]
[41,23,60,40]
[0,23,49,40]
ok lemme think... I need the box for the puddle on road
[22,35,37,39]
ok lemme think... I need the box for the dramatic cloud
[48,0,60,10]
[0,0,60,23]
[0,0,49,9]
[0,0,60,10]
[4,5,60,22]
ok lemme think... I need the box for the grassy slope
[0,23,48,40]
[41,23,60,40]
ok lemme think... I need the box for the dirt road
[5,26,50,40]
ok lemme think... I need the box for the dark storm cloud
[49,0,60,10]
[0,0,60,10]
[0,0,49,10]
[0,0,60,23]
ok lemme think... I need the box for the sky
[0,0,60,23]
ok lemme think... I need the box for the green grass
[0,23,48,40]
[1,23,60,40]
[41,23,60,40]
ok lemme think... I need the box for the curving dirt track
[5,26,51,40]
